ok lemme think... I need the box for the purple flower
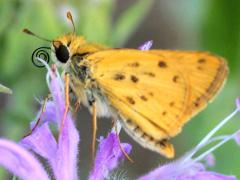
[89,133,132,180]
[235,97,240,111]
[0,139,49,180]
[0,61,131,179]
[204,153,215,167]
[235,132,240,146]
[20,65,80,180]
[139,40,153,50]
[139,99,240,180]
[139,158,236,180]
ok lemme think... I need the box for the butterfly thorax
[69,58,113,117]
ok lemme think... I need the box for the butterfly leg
[59,73,70,140]
[23,94,51,138]
[74,100,81,113]
[73,99,81,120]
[91,101,97,165]
[112,119,134,163]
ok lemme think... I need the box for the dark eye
[55,44,69,63]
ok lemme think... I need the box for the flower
[0,139,49,180]
[0,60,131,180]
[20,64,80,180]
[89,133,131,180]
[204,153,215,167]
[139,99,240,180]
[235,131,240,146]
[138,40,153,50]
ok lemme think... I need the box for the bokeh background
[0,0,240,179]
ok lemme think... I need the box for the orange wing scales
[119,115,174,158]
[86,49,228,158]
[149,50,228,133]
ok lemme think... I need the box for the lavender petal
[89,133,132,180]
[20,123,57,166]
[53,113,80,180]
[234,131,240,146]
[27,101,58,131]
[179,171,237,180]
[0,139,49,180]
[139,161,236,180]
[48,70,65,127]
[204,153,215,167]
[235,97,240,111]
[138,40,153,50]
[47,68,80,180]
[138,162,204,180]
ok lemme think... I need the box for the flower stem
[191,130,239,165]
[181,109,239,164]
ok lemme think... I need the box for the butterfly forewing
[149,50,228,118]
[86,49,228,157]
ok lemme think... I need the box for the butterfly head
[52,39,70,64]
[52,35,86,68]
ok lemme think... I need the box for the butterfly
[24,12,228,158]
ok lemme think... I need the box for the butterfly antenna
[22,28,53,42]
[66,11,76,34]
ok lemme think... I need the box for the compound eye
[55,44,69,63]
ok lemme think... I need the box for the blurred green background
[0,0,240,179]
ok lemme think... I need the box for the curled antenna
[66,11,76,34]
[31,47,51,68]
[22,28,53,42]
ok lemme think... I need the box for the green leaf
[110,0,154,46]
[0,83,12,94]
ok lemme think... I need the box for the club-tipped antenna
[66,11,76,34]
[22,28,53,42]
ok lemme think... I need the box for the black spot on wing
[130,75,139,83]
[158,61,167,68]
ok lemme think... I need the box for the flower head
[20,64,80,180]
[139,40,153,50]
[89,133,131,180]
[0,139,49,180]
